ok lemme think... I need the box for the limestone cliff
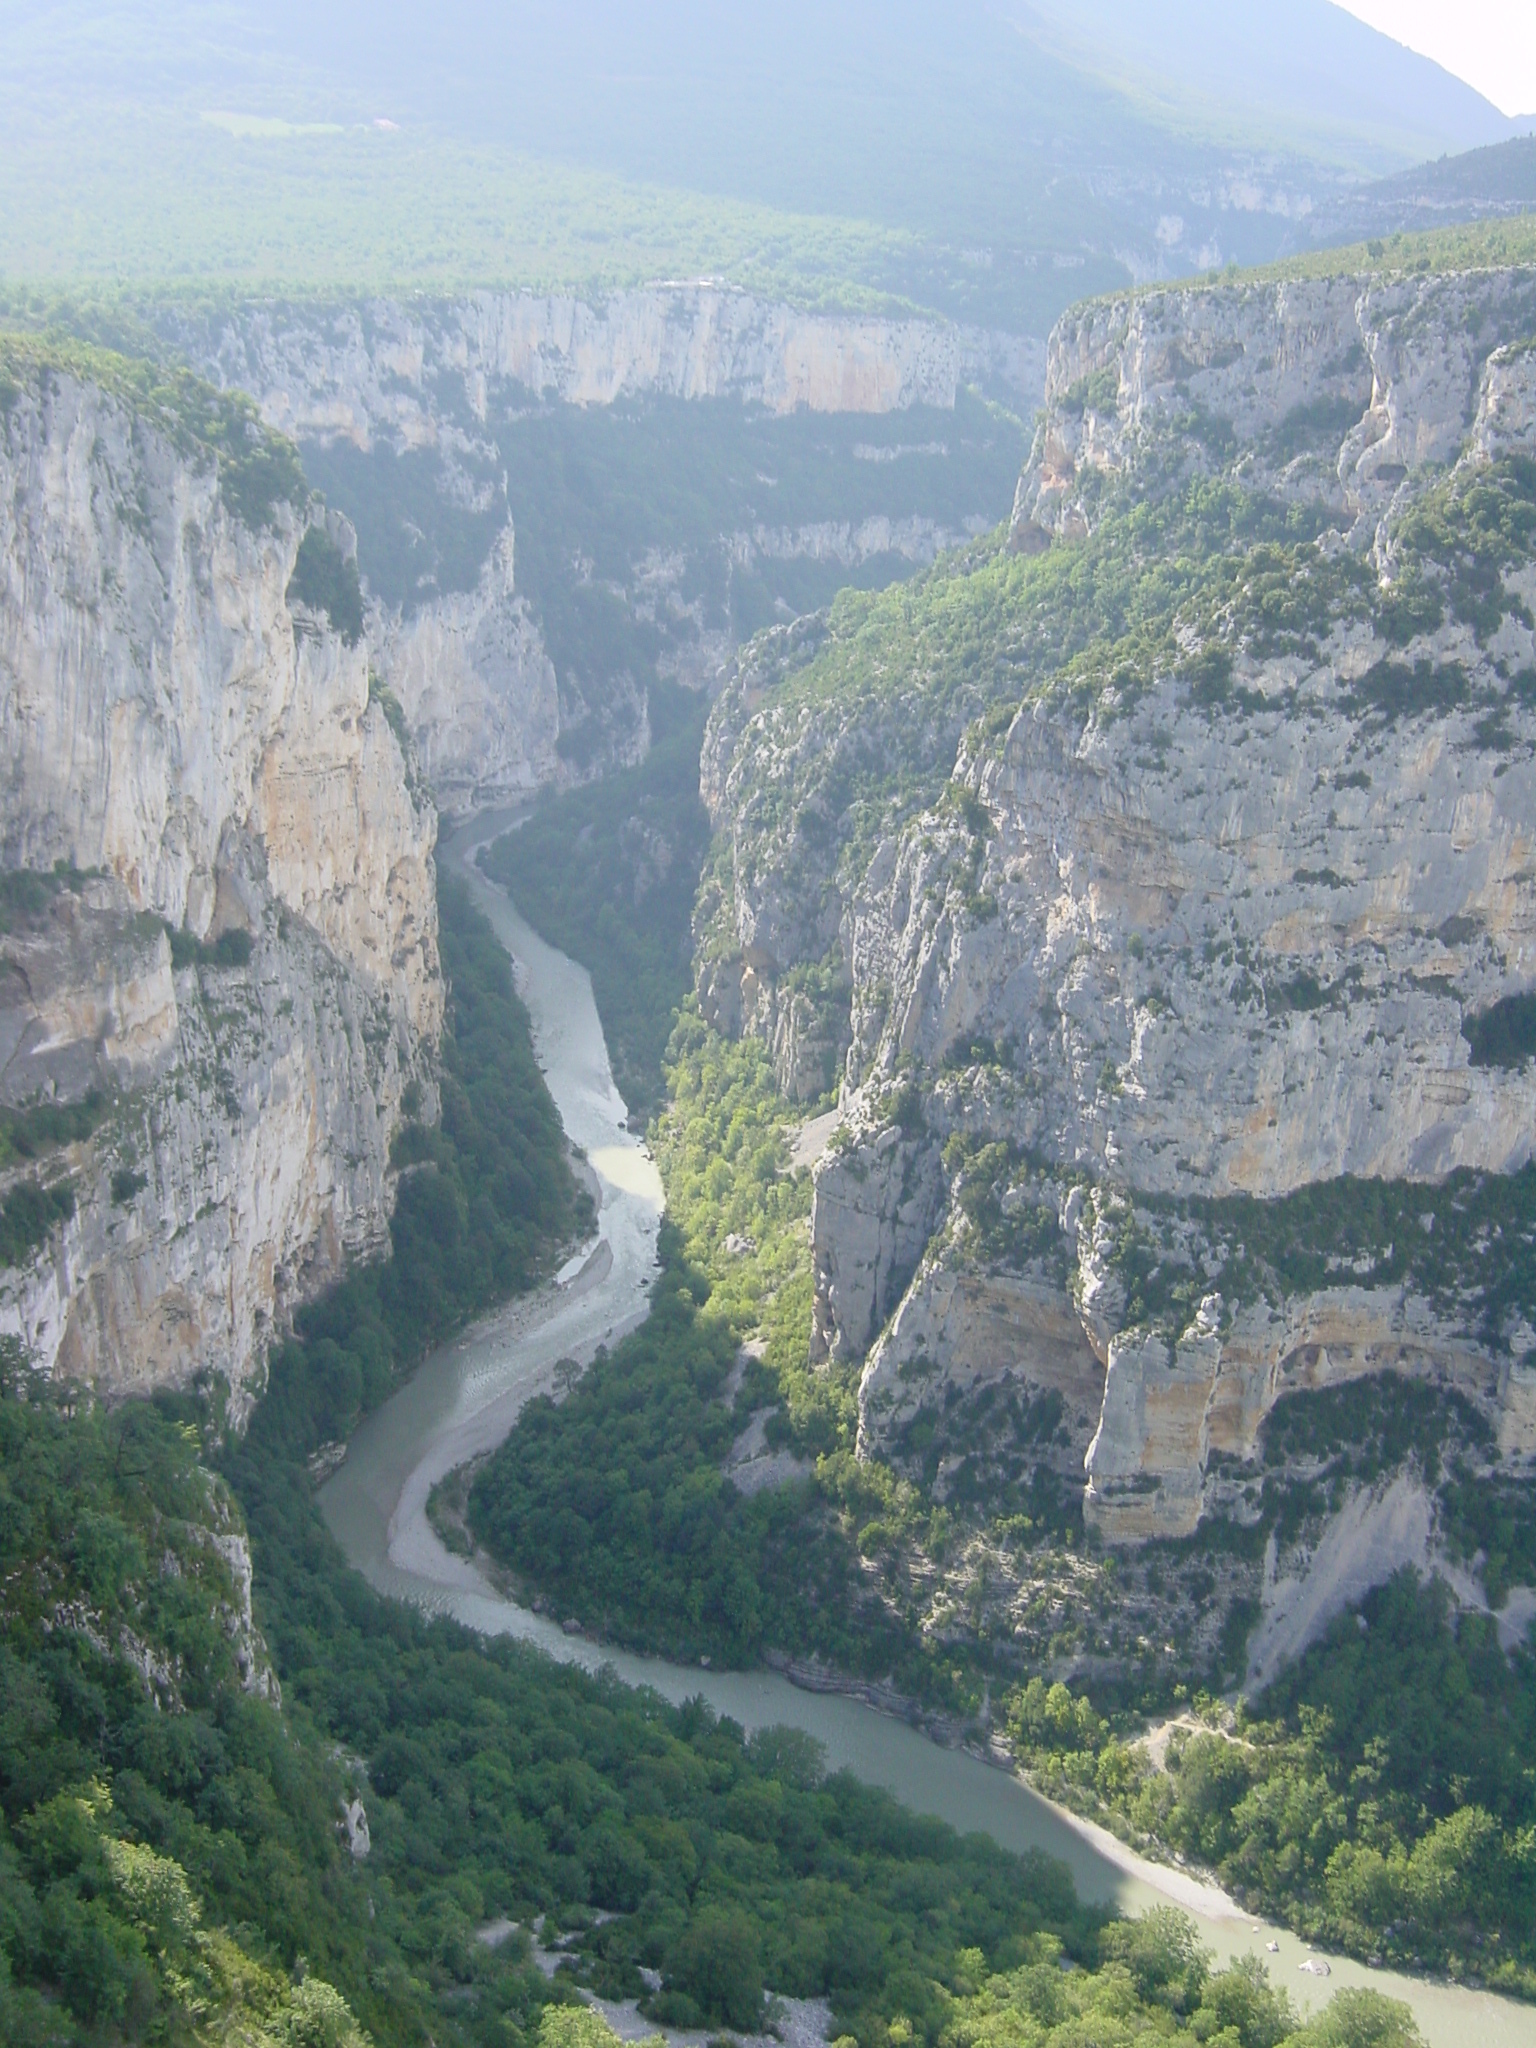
[1009,269,1536,556]
[369,526,565,812]
[162,294,1038,814]
[698,262,1536,1577]
[169,289,1042,442]
[0,349,440,1412]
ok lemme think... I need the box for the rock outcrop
[847,632,1536,1201]
[808,1120,947,1366]
[1009,269,1536,556]
[0,353,440,1412]
[698,261,1536,1552]
[369,525,566,812]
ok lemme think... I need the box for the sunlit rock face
[699,264,1536,1544]
[368,526,568,814]
[171,287,1040,441]
[1009,271,1536,555]
[0,365,441,1413]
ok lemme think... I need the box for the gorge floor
[319,828,1536,2048]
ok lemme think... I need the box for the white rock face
[367,519,652,813]
[1010,269,1536,553]
[835,632,1536,1530]
[0,880,180,1103]
[370,526,566,812]
[0,375,439,1032]
[856,1242,1104,1468]
[807,1121,946,1366]
[1241,1470,1480,1694]
[851,658,1536,1200]
[173,290,1041,444]
[0,366,440,1410]
[1473,339,1536,459]
[694,948,842,1104]
[733,512,990,574]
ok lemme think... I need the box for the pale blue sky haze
[1337,0,1535,117]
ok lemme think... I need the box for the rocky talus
[698,263,1536,1590]
[0,357,440,1411]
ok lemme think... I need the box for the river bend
[320,815,1534,2048]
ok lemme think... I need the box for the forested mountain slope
[2,1,1524,323]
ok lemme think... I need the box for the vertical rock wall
[0,358,441,1411]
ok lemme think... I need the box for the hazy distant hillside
[1030,0,1519,164]
[1,0,1523,329]
[1315,134,1536,245]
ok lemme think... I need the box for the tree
[665,1904,764,2030]
[553,1358,582,1402]
[1284,1987,1423,2047]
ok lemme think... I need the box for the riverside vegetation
[466,1006,1536,1996]
[465,232,1536,1997]
[0,886,1417,2048]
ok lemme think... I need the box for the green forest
[0,1360,1420,2048]
[1004,1573,1536,1996]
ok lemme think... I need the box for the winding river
[322,816,1535,2048]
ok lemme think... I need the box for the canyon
[0,275,1032,1416]
[167,288,1039,813]
[5,253,1536,1680]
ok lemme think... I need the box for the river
[321,816,1535,2048]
